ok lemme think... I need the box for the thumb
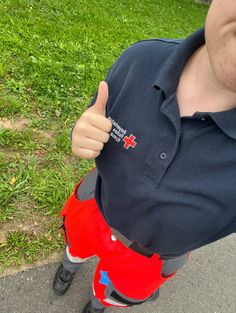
[90,81,109,116]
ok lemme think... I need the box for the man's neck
[178,44,236,113]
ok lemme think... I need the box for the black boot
[82,301,105,313]
[52,263,75,295]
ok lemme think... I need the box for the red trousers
[60,170,180,308]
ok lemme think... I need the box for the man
[52,1,236,312]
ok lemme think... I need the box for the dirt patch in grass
[0,117,29,130]
[0,212,50,243]
[0,146,18,157]
[0,117,54,139]
[34,129,54,139]
[34,149,47,158]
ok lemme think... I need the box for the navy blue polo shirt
[76,27,236,258]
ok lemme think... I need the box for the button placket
[144,134,176,188]
[144,92,181,188]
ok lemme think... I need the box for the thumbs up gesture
[71,81,113,159]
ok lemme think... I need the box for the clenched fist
[71,81,113,159]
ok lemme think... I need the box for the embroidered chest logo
[108,117,137,150]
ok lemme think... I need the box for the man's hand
[71,81,113,159]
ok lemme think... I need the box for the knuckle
[106,120,113,132]
[76,121,86,132]
[81,111,91,122]
[76,148,90,159]
[94,151,101,158]
[99,142,104,150]
[90,150,99,159]
[104,133,110,143]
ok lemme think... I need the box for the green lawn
[0,0,209,274]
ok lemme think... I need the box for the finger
[93,81,109,115]
[78,137,104,151]
[79,124,110,143]
[83,111,113,133]
[72,147,101,159]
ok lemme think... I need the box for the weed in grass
[54,129,71,154]
[0,153,38,221]
[0,94,30,118]
[30,165,79,216]
[0,128,39,150]
[29,116,56,130]
[0,228,64,273]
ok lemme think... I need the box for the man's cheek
[226,33,236,67]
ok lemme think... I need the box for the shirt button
[201,117,206,121]
[159,152,167,160]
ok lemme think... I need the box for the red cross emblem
[123,134,137,149]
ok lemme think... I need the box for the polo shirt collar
[154,27,236,140]
[208,109,236,140]
[153,27,205,97]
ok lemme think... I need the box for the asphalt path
[1,234,235,313]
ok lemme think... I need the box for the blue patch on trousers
[99,271,110,286]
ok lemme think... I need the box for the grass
[0,0,209,274]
